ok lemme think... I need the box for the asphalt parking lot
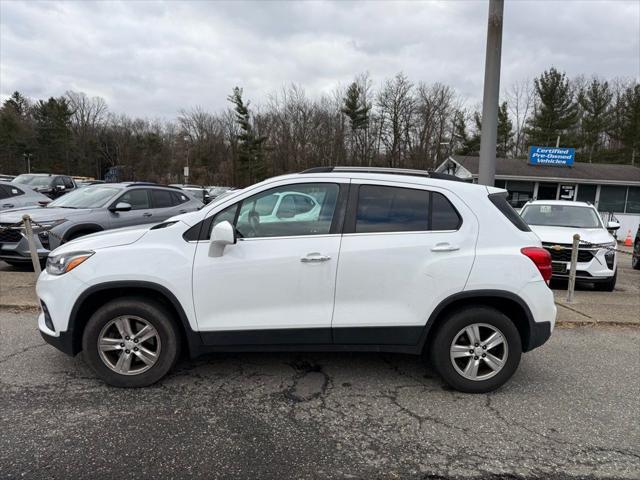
[1,256,639,479]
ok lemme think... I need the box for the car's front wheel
[82,297,181,387]
[430,306,522,393]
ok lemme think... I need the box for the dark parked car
[632,225,640,270]
[12,173,77,199]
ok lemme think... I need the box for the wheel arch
[68,281,203,357]
[63,223,105,241]
[419,290,540,354]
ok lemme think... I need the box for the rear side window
[63,177,75,189]
[171,191,189,205]
[0,185,24,198]
[151,189,174,208]
[489,192,531,232]
[354,185,460,233]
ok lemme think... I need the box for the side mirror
[607,221,620,231]
[56,185,65,191]
[209,220,236,257]
[110,202,132,212]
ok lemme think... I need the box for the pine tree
[227,87,268,185]
[578,79,612,161]
[621,84,640,164]
[497,102,515,157]
[526,68,579,147]
[341,82,370,131]
[33,97,73,172]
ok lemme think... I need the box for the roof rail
[121,182,158,187]
[299,166,465,182]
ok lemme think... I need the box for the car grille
[542,243,595,262]
[0,226,22,243]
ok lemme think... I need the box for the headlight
[22,219,67,233]
[46,251,94,275]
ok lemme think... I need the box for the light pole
[478,0,504,186]
[183,135,190,184]
[23,153,33,173]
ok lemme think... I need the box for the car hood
[0,206,92,223]
[51,226,150,256]
[529,225,615,245]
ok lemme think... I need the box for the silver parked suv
[0,183,203,266]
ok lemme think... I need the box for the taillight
[521,247,552,282]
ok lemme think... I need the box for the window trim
[184,182,349,242]
[342,184,462,235]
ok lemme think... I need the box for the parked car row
[0,182,203,266]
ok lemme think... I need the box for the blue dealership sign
[529,146,575,166]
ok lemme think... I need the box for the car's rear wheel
[430,306,522,393]
[82,297,180,387]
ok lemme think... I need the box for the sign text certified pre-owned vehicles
[36,168,557,393]
[520,200,619,291]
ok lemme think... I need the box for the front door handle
[300,253,331,263]
[178,209,187,214]
[142,212,153,217]
[2,204,14,209]
[431,242,460,252]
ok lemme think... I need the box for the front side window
[235,184,338,238]
[63,177,75,189]
[117,189,151,210]
[171,192,189,205]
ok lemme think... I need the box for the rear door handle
[1,204,14,209]
[300,253,331,263]
[178,209,187,214]
[431,242,460,252]
[142,212,153,217]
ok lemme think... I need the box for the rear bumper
[526,320,552,351]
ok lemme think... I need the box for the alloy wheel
[450,323,509,381]
[97,316,161,376]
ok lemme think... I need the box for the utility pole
[478,0,504,186]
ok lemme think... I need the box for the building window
[626,187,640,214]
[577,184,597,204]
[537,183,557,200]
[505,181,534,208]
[598,186,627,213]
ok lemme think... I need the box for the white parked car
[520,200,619,291]
[36,167,556,393]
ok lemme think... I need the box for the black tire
[595,270,617,292]
[82,297,181,387]
[632,242,640,270]
[429,306,522,394]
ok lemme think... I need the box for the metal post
[22,215,42,277]
[566,234,580,303]
[478,0,504,186]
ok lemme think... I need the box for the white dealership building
[435,156,640,239]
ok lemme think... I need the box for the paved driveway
[1,310,638,479]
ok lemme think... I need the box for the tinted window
[431,192,461,230]
[53,177,65,187]
[118,189,150,210]
[598,186,626,213]
[152,189,174,208]
[63,177,74,189]
[236,183,338,238]
[626,187,640,214]
[171,191,189,205]
[576,184,597,203]
[3,185,24,197]
[355,185,429,233]
[489,192,531,232]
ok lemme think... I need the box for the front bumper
[40,327,76,356]
[0,230,52,261]
[549,248,616,282]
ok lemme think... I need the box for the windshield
[521,204,603,228]
[48,186,120,208]
[13,175,53,187]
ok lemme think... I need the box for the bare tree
[505,79,534,157]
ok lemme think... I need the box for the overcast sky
[1,0,638,119]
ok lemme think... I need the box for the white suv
[36,168,556,393]
[520,200,619,291]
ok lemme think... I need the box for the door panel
[191,181,346,343]
[110,189,154,227]
[332,182,478,345]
